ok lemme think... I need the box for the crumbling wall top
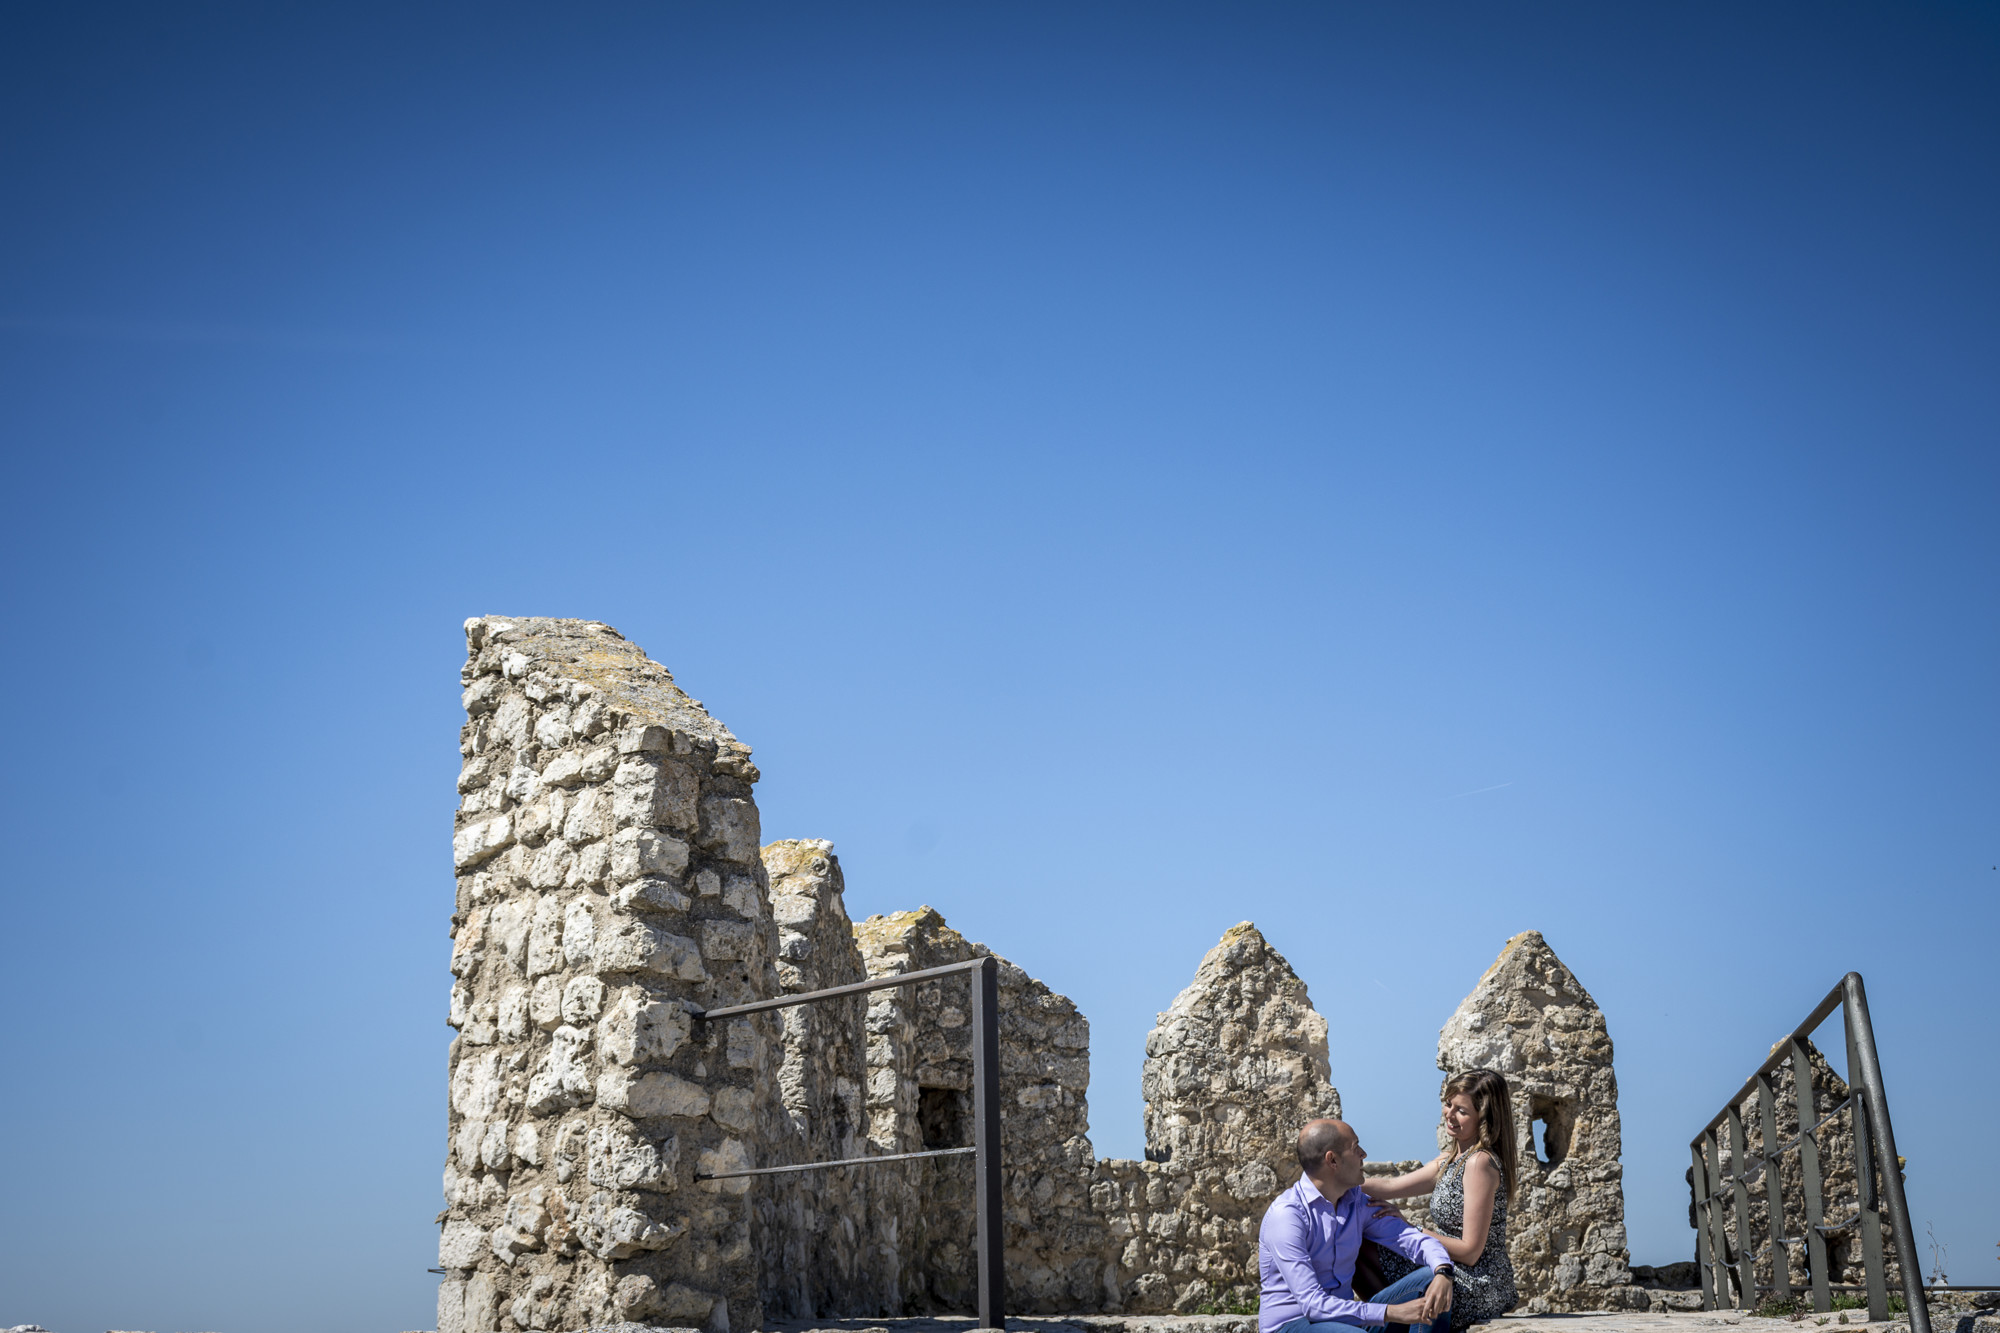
[463,616,754,772]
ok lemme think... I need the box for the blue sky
[1,5,1995,1331]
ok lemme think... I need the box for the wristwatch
[1435,1265,1455,1278]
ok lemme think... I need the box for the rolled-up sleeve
[1361,1209,1450,1272]
[1264,1204,1386,1327]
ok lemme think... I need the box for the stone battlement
[440,618,1664,1333]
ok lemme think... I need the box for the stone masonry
[440,618,1644,1331]
[442,617,786,1333]
[1437,931,1637,1313]
[1708,1038,1899,1302]
[1092,923,1344,1315]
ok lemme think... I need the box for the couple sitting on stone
[1258,1070,1521,1333]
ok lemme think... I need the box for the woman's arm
[1428,1151,1500,1265]
[1361,1153,1448,1201]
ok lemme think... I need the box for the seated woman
[1362,1069,1520,1328]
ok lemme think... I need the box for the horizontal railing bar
[1693,980,1847,1147]
[1815,1212,1862,1233]
[695,1145,976,1180]
[693,959,988,1021]
[1769,1098,1856,1161]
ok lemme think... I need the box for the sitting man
[1259,1118,1456,1333]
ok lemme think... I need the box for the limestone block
[569,839,611,890]
[514,1121,541,1166]
[498,985,530,1041]
[699,796,760,863]
[564,898,597,967]
[543,744,617,788]
[437,1277,466,1333]
[597,1067,712,1118]
[582,1189,683,1258]
[696,1138,752,1195]
[535,705,573,749]
[593,917,706,981]
[450,1051,504,1118]
[725,1019,764,1070]
[614,755,698,833]
[439,1218,486,1269]
[524,1024,594,1116]
[481,1118,512,1170]
[453,814,513,869]
[528,897,565,977]
[560,785,608,843]
[489,899,532,975]
[530,975,565,1030]
[588,1120,677,1192]
[710,1086,755,1131]
[613,876,691,914]
[611,827,691,881]
[562,975,606,1024]
[529,840,573,890]
[597,989,691,1066]
[700,919,757,961]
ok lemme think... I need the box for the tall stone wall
[1437,930,1637,1313]
[441,617,785,1333]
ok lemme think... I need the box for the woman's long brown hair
[1440,1068,1519,1205]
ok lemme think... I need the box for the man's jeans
[1271,1266,1448,1333]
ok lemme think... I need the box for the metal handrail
[1687,973,1928,1333]
[689,954,1006,1329]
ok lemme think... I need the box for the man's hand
[1383,1299,1430,1325]
[1419,1273,1455,1322]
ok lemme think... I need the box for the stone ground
[756,1309,2000,1333]
[10,1308,1997,1333]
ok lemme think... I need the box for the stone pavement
[758,1310,2000,1333]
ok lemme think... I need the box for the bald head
[1297,1118,1354,1174]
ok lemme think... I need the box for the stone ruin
[438,618,1642,1333]
[1704,1038,1900,1302]
[1436,931,1637,1313]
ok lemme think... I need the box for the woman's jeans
[1271,1266,1450,1333]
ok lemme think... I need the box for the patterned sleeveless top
[1429,1150,1518,1325]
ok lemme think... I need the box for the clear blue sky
[2,5,1995,1331]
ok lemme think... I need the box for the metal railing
[688,955,1005,1329]
[1689,973,1927,1333]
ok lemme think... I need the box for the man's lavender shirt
[1257,1175,1450,1332]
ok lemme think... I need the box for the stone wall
[1091,923,1344,1315]
[1437,931,1638,1313]
[851,906,1102,1315]
[1707,1038,1899,1301]
[758,840,889,1318]
[441,617,785,1333]
[437,617,1647,1331]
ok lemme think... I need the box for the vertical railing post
[1728,1105,1757,1309]
[1692,1144,1718,1311]
[1705,1131,1735,1308]
[970,955,1005,1329]
[1841,974,1930,1333]
[1790,1037,1832,1315]
[1757,1072,1791,1306]
[1844,1009,1889,1324]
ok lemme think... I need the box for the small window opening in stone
[919,1086,965,1151]
[1529,1095,1572,1167]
